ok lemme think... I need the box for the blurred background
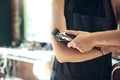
[0,0,119,80]
[0,0,54,80]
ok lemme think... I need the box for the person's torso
[51,0,117,80]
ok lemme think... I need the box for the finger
[67,40,77,48]
[65,30,80,36]
[76,47,86,53]
[67,42,73,48]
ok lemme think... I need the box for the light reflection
[25,0,52,42]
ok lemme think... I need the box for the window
[24,0,52,42]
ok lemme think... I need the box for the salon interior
[0,0,119,80]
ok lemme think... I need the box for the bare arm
[65,0,120,53]
[51,0,111,63]
[90,0,120,46]
[51,0,66,32]
[88,0,120,49]
[93,30,120,46]
[112,0,120,24]
[66,30,120,53]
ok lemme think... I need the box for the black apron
[51,0,117,80]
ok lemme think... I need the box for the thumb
[65,30,80,36]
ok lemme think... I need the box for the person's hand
[66,30,96,53]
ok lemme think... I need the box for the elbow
[51,34,70,63]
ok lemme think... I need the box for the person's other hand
[66,30,96,53]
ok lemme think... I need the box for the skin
[51,0,120,63]
[66,30,120,53]
[66,0,120,53]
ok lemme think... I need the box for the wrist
[90,32,100,46]
[91,32,106,46]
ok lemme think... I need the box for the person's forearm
[51,0,112,63]
[51,35,111,63]
[93,30,120,46]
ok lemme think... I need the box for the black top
[51,0,117,80]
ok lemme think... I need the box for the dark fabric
[73,0,106,17]
[51,54,112,80]
[64,0,117,31]
[51,0,117,80]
